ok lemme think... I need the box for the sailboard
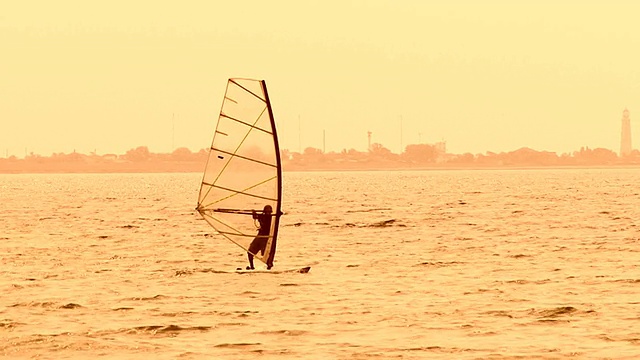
[197,78,282,270]
[234,266,311,274]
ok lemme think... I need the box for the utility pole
[323,129,326,153]
[399,115,403,154]
[298,115,301,153]
[621,108,632,156]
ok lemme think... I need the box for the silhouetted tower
[367,131,372,151]
[620,108,632,156]
[323,129,326,153]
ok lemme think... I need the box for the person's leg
[246,252,255,270]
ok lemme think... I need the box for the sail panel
[197,78,282,267]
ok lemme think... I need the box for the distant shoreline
[3,145,639,175]
[1,162,639,175]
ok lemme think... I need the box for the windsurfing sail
[197,78,282,269]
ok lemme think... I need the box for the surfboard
[234,266,311,274]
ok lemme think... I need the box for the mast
[261,80,281,268]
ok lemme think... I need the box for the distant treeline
[284,143,640,170]
[1,143,639,174]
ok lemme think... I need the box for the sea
[1,169,639,359]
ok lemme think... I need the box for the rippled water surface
[1,169,640,359]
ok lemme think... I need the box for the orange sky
[2,0,639,157]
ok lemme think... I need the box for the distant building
[621,108,632,156]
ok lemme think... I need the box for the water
[1,169,639,359]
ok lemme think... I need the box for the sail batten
[229,78,268,103]
[210,147,278,168]
[219,113,273,135]
[197,78,282,268]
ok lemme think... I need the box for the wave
[0,320,25,329]
[501,279,552,285]
[214,342,261,348]
[9,302,82,309]
[531,306,596,321]
[127,295,168,301]
[256,329,308,336]
[126,325,212,335]
[483,306,597,321]
[337,219,406,228]
[59,303,82,309]
[346,207,393,213]
[611,278,640,283]
[416,261,464,267]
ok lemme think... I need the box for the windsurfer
[247,205,273,270]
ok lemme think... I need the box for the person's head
[263,205,273,214]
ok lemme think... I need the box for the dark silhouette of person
[246,205,273,270]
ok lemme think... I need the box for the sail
[197,78,282,268]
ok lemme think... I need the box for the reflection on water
[1,169,639,359]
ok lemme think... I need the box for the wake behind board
[234,266,311,274]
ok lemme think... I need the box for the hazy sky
[2,0,639,157]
